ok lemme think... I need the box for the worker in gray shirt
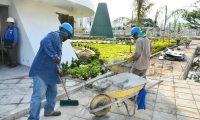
[176,32,181,46]
[129,27,153,78]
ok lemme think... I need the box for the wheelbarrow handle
[146,80,163,90]
[56,64,62,74]
[106,60,127,67]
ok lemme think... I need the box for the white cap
[6,17,14,23]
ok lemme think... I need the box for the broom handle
[56,65,70,100]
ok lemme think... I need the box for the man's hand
[12,43,16,48]
[57,70,63,77]
[54,57,60,64]
[127,57,133,63]
[56,64,63,77]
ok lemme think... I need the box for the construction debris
[159,49,186,61]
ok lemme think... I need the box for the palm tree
[161,5,168,42]
[113,0,154,28]
[167,9,187,38]
[159,5,174,41]
[113,17,134,27]
[153,8,163,37]
[132,0,154,26]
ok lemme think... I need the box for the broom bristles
[60,100,79,106]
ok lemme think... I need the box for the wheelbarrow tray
[106,60,132,73]
[106,84,144,98]
[104,72,148,98]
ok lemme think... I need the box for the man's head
[59,23,73,42]
[131,27,141,40]
[6,17,14,27]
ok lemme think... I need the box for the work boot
[44,111,61,117]
[6,63,12,66]
[9,64,17,68]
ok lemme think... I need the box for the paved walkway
[0,63,30,81]
[1,41,200,120]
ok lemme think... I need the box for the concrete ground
[0,63,30,81]
[1,40,200,120]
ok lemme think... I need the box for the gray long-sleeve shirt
[176,34,181,40]
[132,37,153,70]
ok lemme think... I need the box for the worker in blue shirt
[2,17,18,68]
[28,22,73,120]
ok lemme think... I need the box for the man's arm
[2,32,5,41]
[150,41,153,54]
[132,39,142,61]
[13,27,18,44]
[40,34,60,64]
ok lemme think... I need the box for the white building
[112,21,124,29]
[75,15,124,33]
[75,15,95,32]
[0,0,95,66]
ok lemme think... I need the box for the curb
[0,75,28,81]
[182,46,198,79]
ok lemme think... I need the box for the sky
[91,0,197,25]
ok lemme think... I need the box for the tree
[162,5,168,42]
[132,0,154,26]
[178,22,181,32]
[167,9,187,39]
[168,9,187,30]
[153,8,163,37]
[169,0,200,29]
[141,18,154,27]
[182,10,200,29]
[113,17,154,28]
[113,17,135,28]
[112,0,154,29]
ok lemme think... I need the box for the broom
[57,65,79,106]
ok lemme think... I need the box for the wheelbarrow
[86,72,163,117]
[106,60,133,74]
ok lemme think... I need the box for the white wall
[68,0,95,15]
[0,0,10,5]
[9,0,34,66]
[53,7,70,15]
[9,0,77,66]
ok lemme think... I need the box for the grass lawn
[73,39,178,63]
[75,43,135,63]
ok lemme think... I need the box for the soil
[73,47,95,57]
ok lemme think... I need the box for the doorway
[0,6,8,64]
[56,13,74,36]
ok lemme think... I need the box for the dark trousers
[131,68,147,78]
[176,40,180,46]
[6,46,17,65]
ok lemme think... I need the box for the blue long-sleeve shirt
[2,25,18,44]
[29,31,62,85]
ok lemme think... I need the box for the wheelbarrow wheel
[90,94,112,116]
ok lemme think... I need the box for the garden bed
[63,40,178,81]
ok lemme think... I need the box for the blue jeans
[28,76,57,120]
